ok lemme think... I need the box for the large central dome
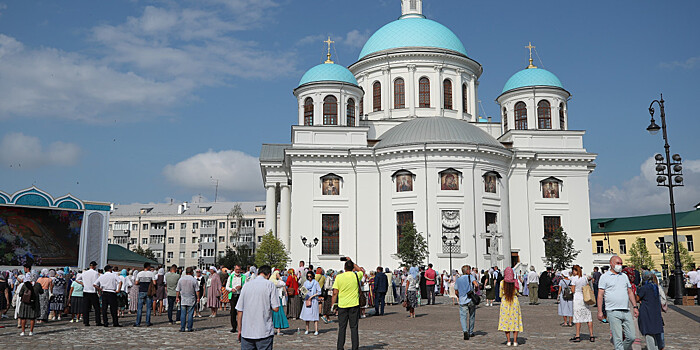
[375,117,504,149]
[359,17,467,60]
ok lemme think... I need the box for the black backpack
[21,282,33,304]
[562,280,573,301]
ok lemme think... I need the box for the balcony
[200,257,215,265]
[113,230,130,237]
[238,227,255,235]
[149,242,165,251]
[200,242,215,250]
[149,228,166,236]
[200,227,216,235]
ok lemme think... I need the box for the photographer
[332,257,365,350]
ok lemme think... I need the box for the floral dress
[497,281,523,332]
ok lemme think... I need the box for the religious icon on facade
[396,174,413,192]
[484,174,497,193]
[542,179,560,198]
[441,172,459,191]
[322,176,340,195]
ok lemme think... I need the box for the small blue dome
[359,17,467,60]
[502,67,563,94]
[298,63,358,87]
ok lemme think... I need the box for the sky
[0,0,698,219]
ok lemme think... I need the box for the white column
[383,68,390,119]
[469,76,477,122]
[265,185,277,236]
[279,184,291,249]
[408,65,416,117]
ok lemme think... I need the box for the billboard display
[0,205,83,266]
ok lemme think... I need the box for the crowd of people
[0,257,697,350]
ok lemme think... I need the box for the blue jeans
[374,292,386,315]
[135,292,152,326]
[607,309,635,350]
[241,335,274,350]
[180,305,195,331]
[459,301,476,334]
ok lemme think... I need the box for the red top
[286,275,299,296]
[425,268,436,285]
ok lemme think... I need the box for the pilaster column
[279,184,291,249]
[265,184,277,236]
[382,68,390,119]
[434,65,443,116]
[469,75,477,122]
[408,65,416,116]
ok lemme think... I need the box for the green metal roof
[107,244,158,265]
[591,209,700,233]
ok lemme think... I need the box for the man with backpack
[332,257,365,350]
[455,265,479,340]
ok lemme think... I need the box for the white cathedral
[260,0,596,272]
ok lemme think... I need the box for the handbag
[147,281,156,298]
[305,298,312,308]
[355,272,367,307]
[466,276,481,305]
[582,283,596,305]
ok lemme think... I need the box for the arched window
[559,103,565,130]
[303,97,314,126]
[443,79,453,109]
[323,95,337,125]
[394,78,405,109]
[502,107,508,131]
[359,98,363,117]
[347,98,356,126]
[462,83,468,114]
[373,81,381,112]
[537,100,551,129]
[419,77,430,108]
[515,101,527,130]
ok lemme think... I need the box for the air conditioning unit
[192,229,196,233]
[166,259,171,263]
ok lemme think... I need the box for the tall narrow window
[396,211,413,249]
[323,95,337,125]
[502,107,508,131]
[619,239,627,254]
[394,78,405,109]
[304,97,314,126]
[543,216,561,239]
[559,103,565,130]
[687,235,695,252]
[419,77,430,107]
[443,79,453,109]
[373,82,381,112]
[410,0,417,10]
[537,100,551,129]
[359,98,363,117]
[462,83,468,114]
[322,214,339,255]
[515,101,527,130]
[347,98,356,126]
[596,241,604,254]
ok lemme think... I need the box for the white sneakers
[19,331,33,336]
[304,330,309,335]
[506,341,518,347]
[314,331,319,336]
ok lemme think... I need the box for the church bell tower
[400,0,425,19]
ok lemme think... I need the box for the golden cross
[525,42,537,69]
[324,36,335,64]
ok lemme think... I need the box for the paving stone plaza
[1,296,697,349]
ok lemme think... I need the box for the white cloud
[343,29,371,49]
[0,1,295,122]
[163,149,263,198]
[659,56,700,70]
[590,156,700,218]
[0,132,81,169]
[297,29,370,50]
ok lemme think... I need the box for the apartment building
[108,201,278,268]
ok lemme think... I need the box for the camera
[340,257,348,262]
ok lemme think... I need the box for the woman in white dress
[569,265,594,343]
[448,271,458,305]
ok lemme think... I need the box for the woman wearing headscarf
[392,270,402,304]
[68,273,84,323]
[321,269,334,324]
[384,267,395,306]
[285,268,300,320]
[49,270,66,321]
[638,271,664,350]
[405,267,419,318]
[269,270,289,335]
[300,270,321,335]
[558,270,574,327]
[128,269,139,314]
[18,272,43,336]
[206,267,222,317]
[154,267,166,316]
[0,271,10,319]
[13,274,25,326]
[448,270,458,305]
[483,268,497,306]
[117,269,131,317]
[36,269,52,323]
[498,267,523,346]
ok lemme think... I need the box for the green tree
[628,237,655,269]
[255,231,289,270]
[544,227,581,271]
[665,242,695,271]
[396,222,428,267]
[218,247,255,269]
[132,245,156,262]
[228,203,244,246]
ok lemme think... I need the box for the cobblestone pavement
[1,296,698,349]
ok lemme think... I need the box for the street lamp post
[654,240,672,286]
[442,235,460,273]
[647,94,685,304]
[301,236,319,266]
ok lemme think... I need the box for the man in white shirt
[597,256,638,350]
[78,261,102,326]
[133,262,157,327]
[95,265,122,327]
[225,265,245,333]
[236,265,278,350]
[527,266,540,305]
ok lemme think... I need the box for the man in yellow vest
[225,265,245,333]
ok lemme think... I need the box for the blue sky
[0,0,698,218]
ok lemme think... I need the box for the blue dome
[502,67,563,94]
[298,63,358,87]
[359,17,467,60]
